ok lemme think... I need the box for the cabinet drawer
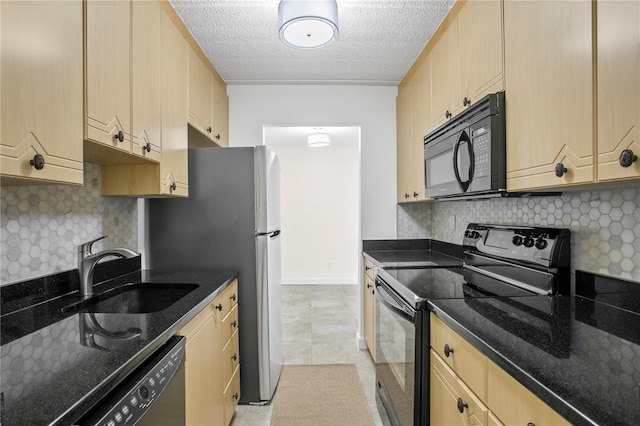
[488,360,569,426]
[430,313,488,402]
[363,257,378,280]
[222,303,239,344]
[430,350,488,426]
[223,366,241,426]
[217,279,238,318]
[222,329,240,385]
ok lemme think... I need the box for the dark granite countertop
[363,239,463,268]
[429,294,640,426]
[0,266,238,426]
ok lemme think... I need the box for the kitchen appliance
[76,336,186,426]
[146,146,283,404]
[424,92,506,200]
[374,223,571,426]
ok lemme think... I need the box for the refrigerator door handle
[269,230,281,239]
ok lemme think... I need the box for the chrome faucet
[78,236,139,298]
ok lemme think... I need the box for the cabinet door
[397,81,413,202]
[0,0,83,185]
[188,46,214,140]
[84,0,131,153]
[457,0,503,109]
[161,9,189,196]
[431,351,488,426]
[212,77,229,147]
[504,1,594,190]
[178,304,223,426]
[597,0,640,181]
[132,0,161,163]
[410,56,430,200]
[430,20,459,130]
[363,274,375,361]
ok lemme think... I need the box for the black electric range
[374,223,571,426]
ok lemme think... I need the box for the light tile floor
[231,284,391,426]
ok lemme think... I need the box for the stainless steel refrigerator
[145,146,283,404]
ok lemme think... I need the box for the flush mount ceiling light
[307,133,331,148]
[278,0,339,49]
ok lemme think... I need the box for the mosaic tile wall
[398,187,640,281]
[1,163,138,285]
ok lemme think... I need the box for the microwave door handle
[453,130,473,191]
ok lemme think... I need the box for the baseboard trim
[281,277,358,285]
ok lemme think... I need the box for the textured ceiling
[170,0,455,85]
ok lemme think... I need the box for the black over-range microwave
[424,91,506,200]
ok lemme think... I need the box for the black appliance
[75,336,186,426]
[374,223,571,426]
[424,92,506,200]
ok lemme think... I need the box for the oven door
[375,276,419,426]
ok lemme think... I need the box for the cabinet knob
[444,344,454,357]
[231,320,237,328]
[404,193,410,199]
[231,293,237,302]
[457,398,468,413]
[365,266,371,271]
[207,126,212,133]
[143,142,151,153]
[554,163,568,177]
[233,392,239,400]
[215,303,223,311]
[463,97,471,107]
[29,154,45,170]
[527,423,536,426]
[114,130,124,143]
[413,191,418,198]
[618,149,638,168]
[231,353,238,361]
[170,182,177,191]
[445,110,452,119]
[215,134,221,140]
[366,283,372,289]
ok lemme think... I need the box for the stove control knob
[535,238,548,250]
[523,237,535,248]
[470,231,480,239]
[464,231,471,238]
[512,235,523,246]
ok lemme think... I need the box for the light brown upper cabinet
[504,0,594,191]
[212,77,230,147]
[84,0,134,162]
[1,0,84,186]
[397,80,414,203]
[188,46,215,140]
[131,0,162,163]
[597,0,640,182]
[430,0,503,132]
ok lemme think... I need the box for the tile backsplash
[397,187,640,281]
[1,163,138,285]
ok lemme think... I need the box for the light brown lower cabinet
[363,256,377,361]
[177,279,239,426]
[430,313,569,426]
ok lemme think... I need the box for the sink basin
[62,282,199,314]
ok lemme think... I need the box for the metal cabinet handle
[444,344,454,357]
[207,126,212,133]
[230,293,237,302]
[457,398,468,413]
[445,110,452,119]
[366,283,372,289]
[215,134,221,140]
[114,130,124,143]
[618,149,638,168]
[365,266,371,271]
[527,423,536,426]
[554,163,568,177]
[231,320,237,328]
[233,392,239,400]
[143,142,151,153]
[231,353,238,361]
[30,154,45,170]
[170,182,177,191]
[215,303,223,311]
[404,193,410,199]
[413,191,418,197]
[463,97,471,107]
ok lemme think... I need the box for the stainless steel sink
[62,282,199,314]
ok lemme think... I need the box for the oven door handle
[374,279,415,323]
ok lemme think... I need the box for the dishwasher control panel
[78,336,185,426]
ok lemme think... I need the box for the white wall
[269,143,359,285]
[227,85,398,240]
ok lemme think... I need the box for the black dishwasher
[75,336,186,426]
